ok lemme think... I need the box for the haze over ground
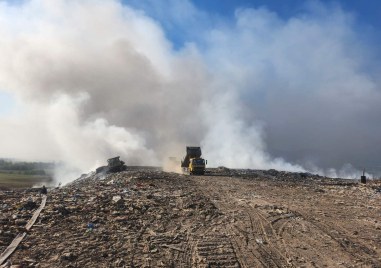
[0,0,380,182]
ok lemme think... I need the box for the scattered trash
[86,222,95,233]
[40,185,47,195]
[1,168,380,267]
[112,195,122,203]
[20,199,37,211]
[60,252,77,262]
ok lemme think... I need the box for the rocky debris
[1,170,224,267]
[1,168,380,267]
[0,191,38,249]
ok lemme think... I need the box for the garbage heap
[0,170,225,267]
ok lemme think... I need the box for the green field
[0,159,55,189]
[0,172,53,189]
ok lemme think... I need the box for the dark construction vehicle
[181,146,207,175]
[96,156,127,174]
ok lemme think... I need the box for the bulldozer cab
[96,156,127,174]
[107,157,123,167]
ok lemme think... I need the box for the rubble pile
[211,167,325,180]
[1,170,228,267]
[1,168,380,267]
[0,190,39,251]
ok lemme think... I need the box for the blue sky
[1,0,380,116]
[191,0,381,27]
[124,0,381,48]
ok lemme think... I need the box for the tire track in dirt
[299,214,381,267]
[255,184,381,267]
[189,174,381,267]
[247,205,293,267]
[190,175,292,267]
[192,232,241,268]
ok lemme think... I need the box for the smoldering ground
[0,0,380,182]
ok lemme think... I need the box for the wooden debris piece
[0,233,26,265]
[26,195,47,231]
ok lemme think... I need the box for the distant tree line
[0,159,55,176]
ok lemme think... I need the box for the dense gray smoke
[0,0,380,182]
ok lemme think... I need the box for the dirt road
[1,168,381,267]
[190,172,381,267]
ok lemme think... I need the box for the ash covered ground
[1,168,381,267]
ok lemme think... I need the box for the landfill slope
[1,168,381,267]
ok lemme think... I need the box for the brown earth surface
[1,168,381,267]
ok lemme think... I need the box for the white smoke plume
[0,0,380,182]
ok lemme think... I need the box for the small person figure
[41,185,47,195]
